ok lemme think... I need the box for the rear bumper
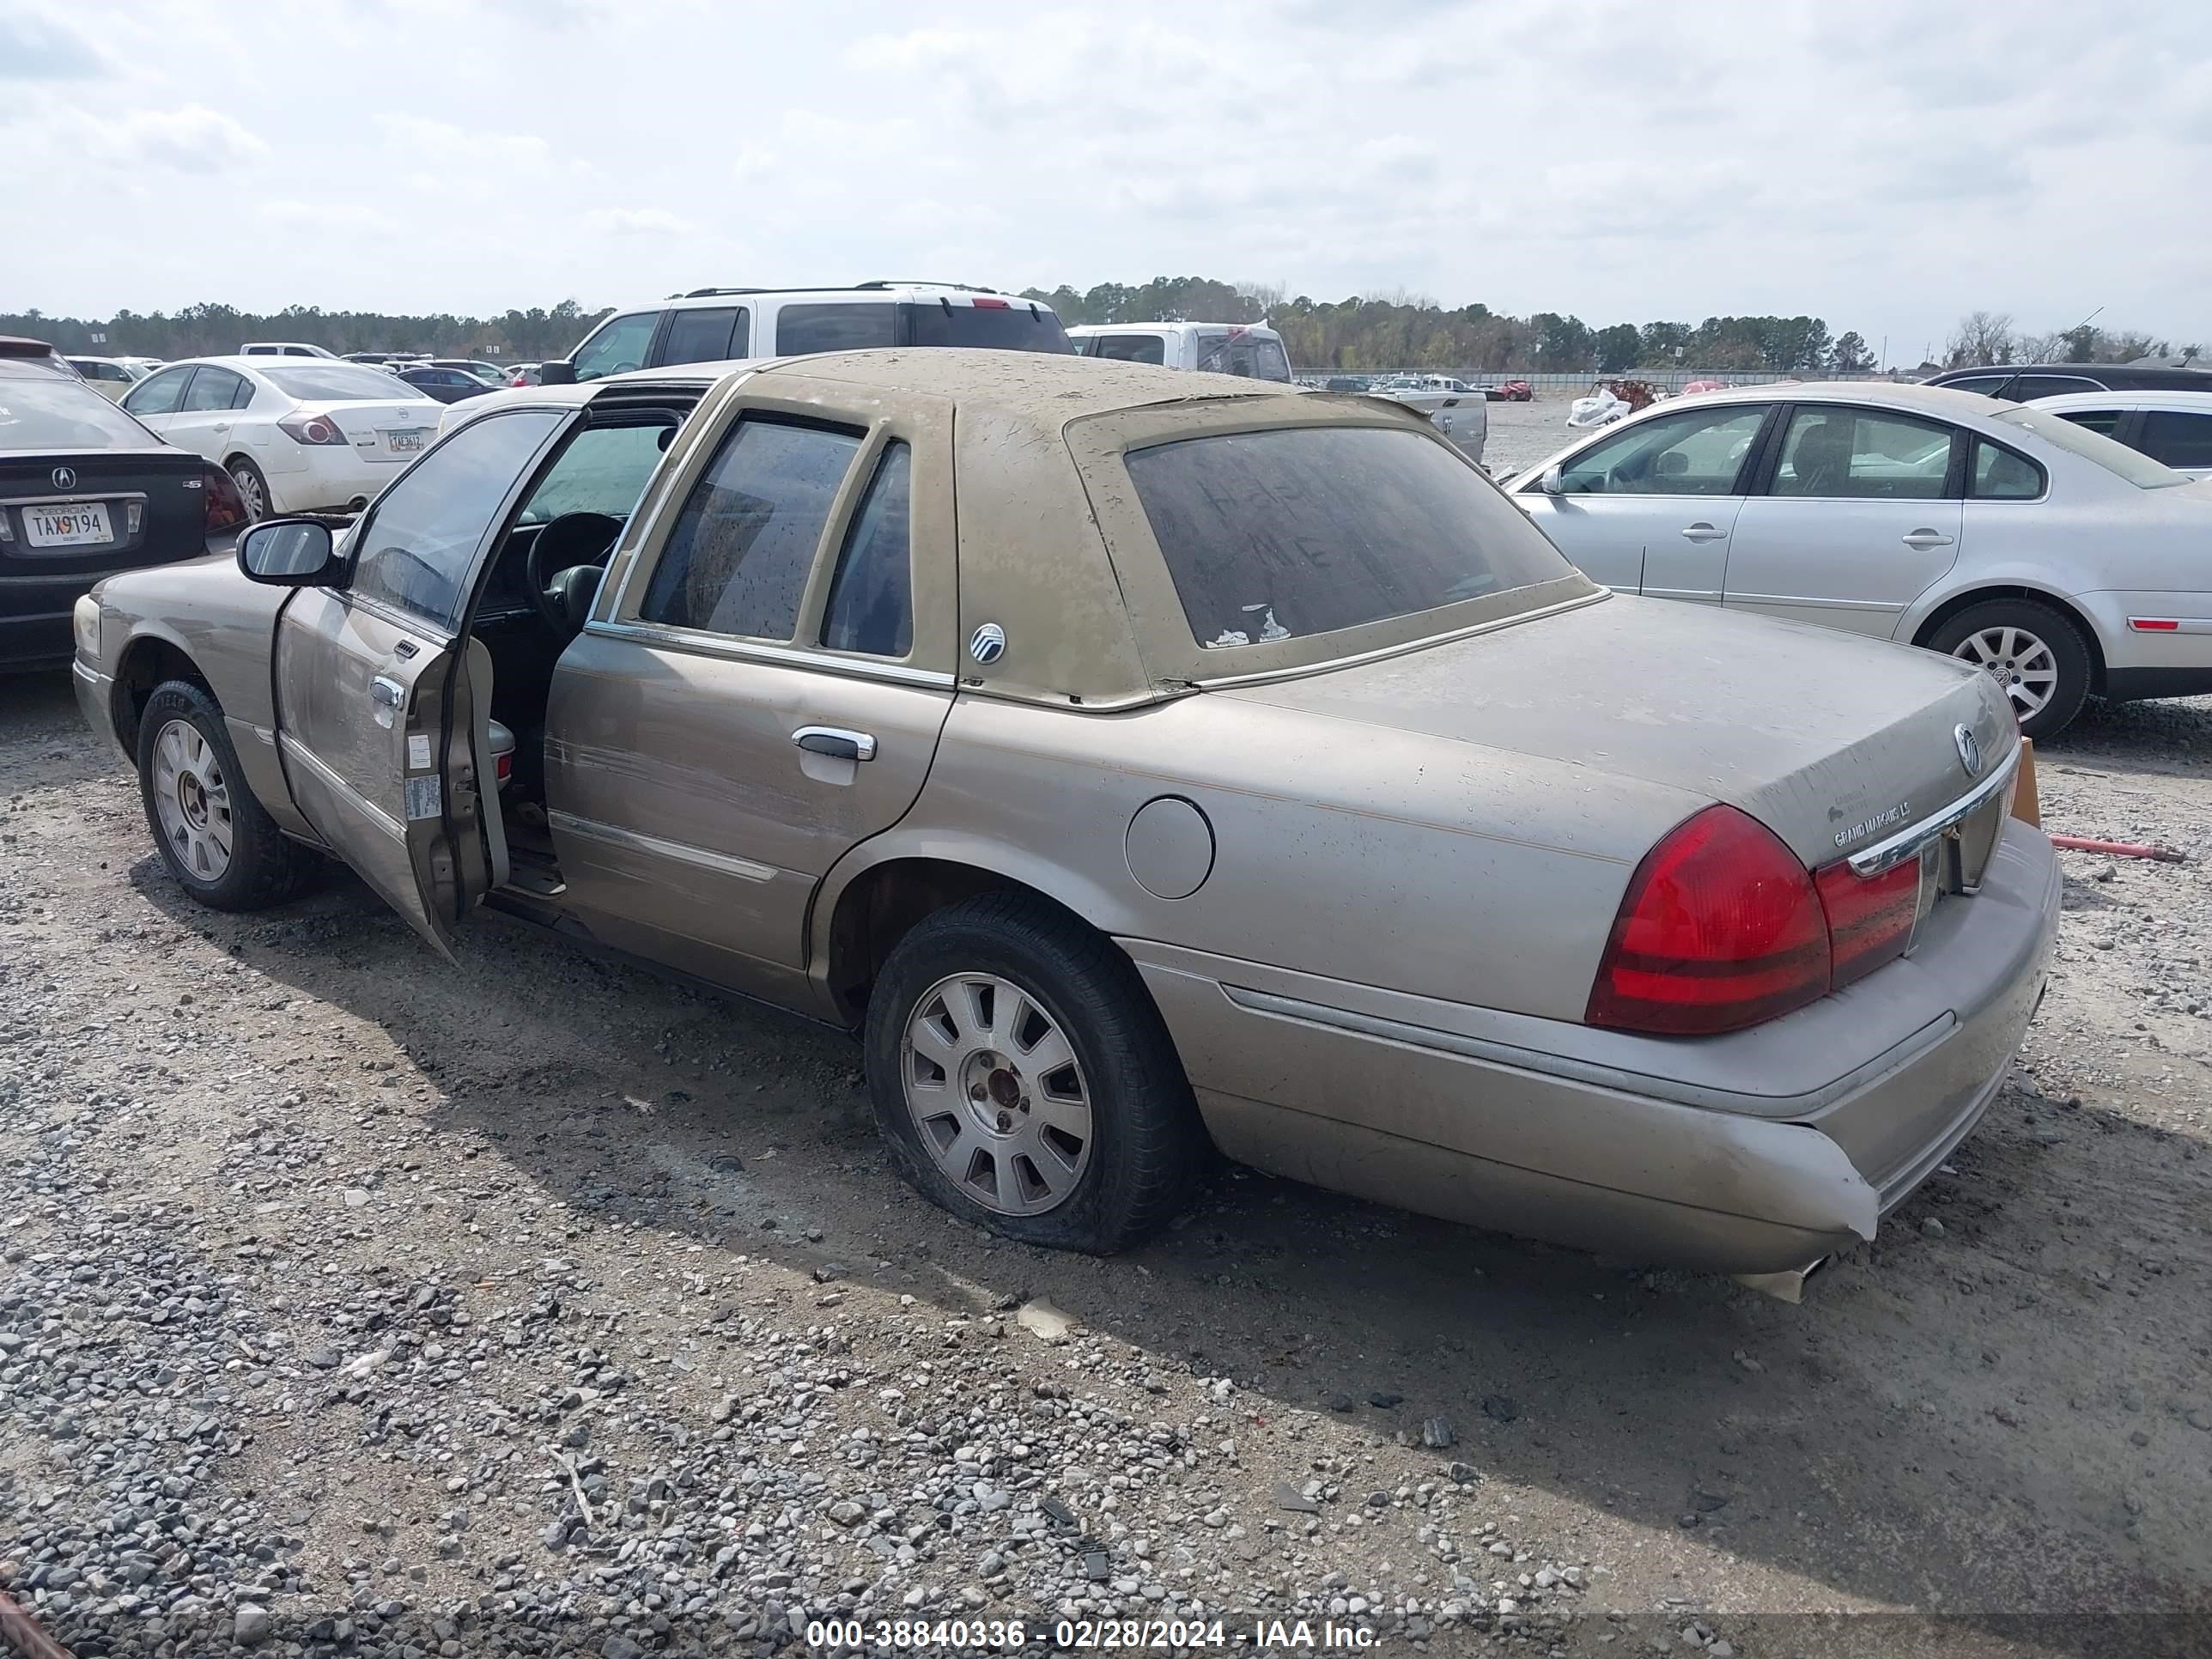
[1122,819,2060,1276]
[267,447,399,514]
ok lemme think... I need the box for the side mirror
[538,360,577,386]
[237,519,339,586]
[1540,465,1565,496]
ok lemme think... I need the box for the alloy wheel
[149,719,234,882]
[229,464,267,520]
[1951,625,2057,719]
[901,972,1093,1217]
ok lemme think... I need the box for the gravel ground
[3,622,2210,1659]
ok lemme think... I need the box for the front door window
[571,312,659,382]
[1553,406,1768,495]
[350,410,563,629]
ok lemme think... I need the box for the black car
[390,364,497,404]
[1923,363,2212,401]
[1,341,249,668]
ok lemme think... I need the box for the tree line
[6,285,2197,376]
[0,301,612,363]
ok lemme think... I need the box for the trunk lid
[309,398,443,465]
[1215,593,2016,870]
[1,447,211,581]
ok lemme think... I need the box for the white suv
[539,283,1071,385]
[1067,321,1293,381]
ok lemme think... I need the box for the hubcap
[231,465,265,520]
[1953,625,2057,718]
[150,719,234,883]
[901,973,1092,1217]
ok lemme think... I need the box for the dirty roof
[757,347,1291,428]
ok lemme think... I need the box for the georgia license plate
[384,428,427,455]
[24,502,112,547]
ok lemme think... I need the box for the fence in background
[1292,368,1900,392]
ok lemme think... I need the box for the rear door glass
[638,419,862,640]
[775,304,897,355]
[2011,374,2102,401]
[1972,441,2045,499]
[820,441,913,657]
[2136,410,2212,471]
[1771,408,1954,499]
[1091,334,1166,366]
[2055,409,2125,438]
[1124,425,1569,648]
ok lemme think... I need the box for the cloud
[0,8,107,79]
[580,206,697,237]
[95,106,267,173]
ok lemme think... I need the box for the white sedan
[1507,381,2212,738]
[119,357,442,520]
[2030,388,2212,480]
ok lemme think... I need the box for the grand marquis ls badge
[1954,723,1980,777]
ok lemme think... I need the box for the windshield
[0,375,163,450]
[905,301,1073,354]
[1991,404,2187,489]
[264,363,420,401]
[517,421,676,523]
[1125,425,1572,648]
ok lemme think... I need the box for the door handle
[793,726,877,762]
[1680,522,1728,543]
[212,422,230,433]
[1901,529,1956,550]
[369,677,404,709]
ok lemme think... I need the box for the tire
[137,680,318,910]
[863,890,1207,1253]
[227,456,271,521]
[1925,599,2092,741]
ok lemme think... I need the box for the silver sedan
[1508,381,2212,738]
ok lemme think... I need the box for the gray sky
[5,0,2208,364]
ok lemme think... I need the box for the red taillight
[202,464,249,532]
[969,296,1011,309]
[278,412,348,446]
[1815,852,1923,988]
[1587,805,1830,1036]
[495,752,513,782]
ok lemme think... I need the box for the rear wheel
[137,680,317,910]
[1926,599,2091,741]
[864,891,1206,1252]
[227,456,271,521]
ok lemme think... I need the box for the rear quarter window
[1124,425,1571,648]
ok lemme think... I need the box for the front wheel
[137,680,318,910]
[864,891,1207,1253]
[1925,599,2092,740]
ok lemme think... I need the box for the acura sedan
[72,351,2056,1292]
[121,356,443,520]
[1509,382,2212,738]
[2,342,248,666]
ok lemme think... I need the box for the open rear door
[272,588,495,959]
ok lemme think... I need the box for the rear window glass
[776,303,897,356]
[0,376,162,450]
[1124,425,1571,649]
[1090,333,1166,366]
[906,301,1073,354]
[1193,331,1293,382]
[1990,405,2186,489]
[264,364,416,401]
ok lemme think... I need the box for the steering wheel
[525,511,622,635]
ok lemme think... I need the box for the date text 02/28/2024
[805,1617,1381,1649]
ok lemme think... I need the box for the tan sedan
[71,349,2058,1293]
